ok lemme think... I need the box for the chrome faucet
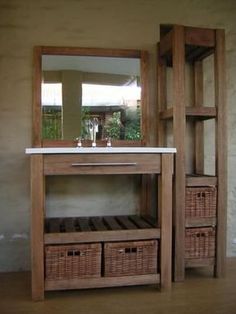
[106,137,112,147]
[90,117,98,147]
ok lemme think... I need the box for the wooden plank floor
[0,258,236,314]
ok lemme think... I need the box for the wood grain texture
[140,174,153,216]
[185,107,216,118]
[186,175,217,186]
[140,50,151,219]
[159,28,173,57]
[31,155,44,301]
[194,61,204,174]
[30,151,174,295]
[104,216,123,230]
[185,27,215,47]
[41,46,142,58]
[45,274,160,291]
[44,215,159,244]
[185,258,215,268]
[157,25,226,283]
[140,50,149,146]
[157,43,167,147]
[33,47,42,147]
[44,154,161,175]
[214,29,227,278]
[172,25,186,282]
[185,217,216,228]
[160,154,173,290]
[160,107,216,120]
[44,228,160,244]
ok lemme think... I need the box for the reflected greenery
[42,107,62,139]
[41,105,141,141]
[80,106,141,140]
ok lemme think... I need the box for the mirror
[33,47,149,147]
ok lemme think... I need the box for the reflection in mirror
[41,55,141,141]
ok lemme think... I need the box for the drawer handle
[71,162,137,167]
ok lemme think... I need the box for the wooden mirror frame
[33,46,149,147]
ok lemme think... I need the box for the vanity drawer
[44,154,161,175]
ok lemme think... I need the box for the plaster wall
[0,0,235,271]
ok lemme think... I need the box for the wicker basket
[104,240,158,277]
[185,227,215,259]
[185,186,217,218]
[45,243,101,280]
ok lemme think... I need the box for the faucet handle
[106,137,112,147]
[76,137,82,148]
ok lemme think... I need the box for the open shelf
[160,107,216,121]
[157,24,227,281]
[44,215,160,244]
[162,47,214,67]
[159,25,215,66]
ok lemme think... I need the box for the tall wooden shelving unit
[157,24,227,281]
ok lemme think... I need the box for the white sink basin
[25,147,176,154]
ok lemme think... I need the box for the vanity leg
[160,154,173,290]
[31,155,45,301]
[141,174,152,216]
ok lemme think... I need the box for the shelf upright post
[172,25,186,282]
[214,29,227,278]
[157,42,167,147]
[160,153,173,290]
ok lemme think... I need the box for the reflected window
[81,83,141,140]
[42,83,62,139]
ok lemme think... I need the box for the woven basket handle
[118,247,138,254]
[67,250,86,257]
[197,192,206,198]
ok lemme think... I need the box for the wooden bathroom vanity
[26,147,175,300]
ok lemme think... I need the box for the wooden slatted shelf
[44,215,160,244]
[160,107,216,121]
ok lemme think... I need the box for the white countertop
[25,147,176,154]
